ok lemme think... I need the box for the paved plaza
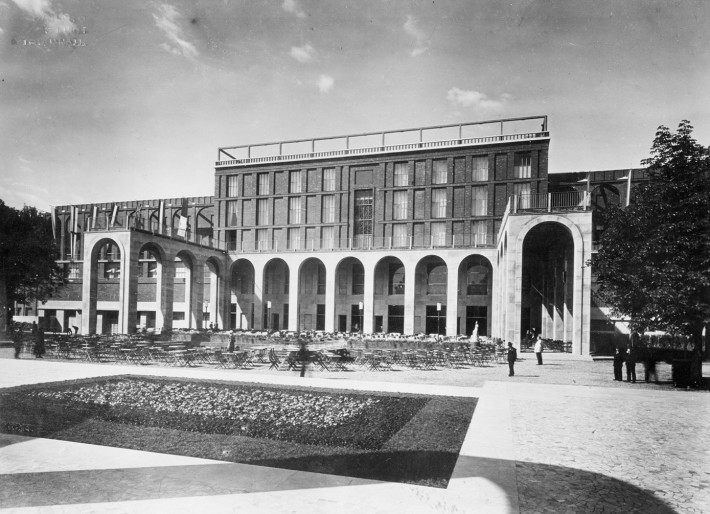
[0,353,708,513]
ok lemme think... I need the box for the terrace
[216,116,549,167]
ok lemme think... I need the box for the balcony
[226,234,495,254]
[511,191,590,214]
[84,219,223,251]
[216,116,549,167]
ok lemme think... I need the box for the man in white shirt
[534,336,543,365]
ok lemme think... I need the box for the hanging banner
[177,198,188,237]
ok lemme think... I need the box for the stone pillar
[288,265,300,331]
[324,261,336,332]
[363,261,375,334]
[253,261,265,330]
[446,260,458,336]
[403,260,416,335]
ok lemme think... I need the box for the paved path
[0,356,707,513]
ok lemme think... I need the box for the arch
[373,256,406,334]
[86,237,126,335]
[262,258,290,331]
[135,242,167,331]
[414,255,448,335]
[203,257,222,330]
[172,250,196,329]
[457,254,493,337]
[230,258,255,329]
[298,257,326,331]
[518,218,579,350]
[334,256,365,332]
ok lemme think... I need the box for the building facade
[36,116,640,355]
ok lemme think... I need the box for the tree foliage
[591,121,710,341]
[0,200,65,335]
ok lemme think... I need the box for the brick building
[37,116,640,355]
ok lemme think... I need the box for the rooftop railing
[216,116,549,167]
[512,191,590,213]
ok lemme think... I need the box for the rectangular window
[174,260,186,279]
[393,190,408,220]
[257,173,270,195]
[226,201,238,226]
[472,156,488,181]
[256,229,269,250]
[289,171,302,193]
[392,224,408,248]
[257,199,269,226]
[472,220,488,246]
[288,227,302,250]
[431,222,446,247]
[354,190,373,237]
[431,189,447,218]
[514,152,532,178]
[322,226,334,249]
[394,162,409,186]
[288,197,302,224]
[173,312,185,321]
[514,182,532,208]
[472,186,488,216]
[317,266,326,295]
[321,195,335,223]
[432,159,447,184]
[227,175,239,197]
[322,167,336,191]
[352,266,364,295]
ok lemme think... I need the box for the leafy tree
[0,200,65,338]
[591,121,710,383]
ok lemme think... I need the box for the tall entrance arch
[263,258,290,331]
[298,258,326,331]
[521,222,575,344]
[458,255,492,336]
[373,256,405,334]
[414,256,448,335]
[230,259,255,330]
[334,257,365,332]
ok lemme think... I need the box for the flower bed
[3,377,427,450]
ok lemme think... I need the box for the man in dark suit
[507,342,517,377]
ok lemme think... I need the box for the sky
[1,0,709,212]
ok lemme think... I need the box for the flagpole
[626,169,632,207]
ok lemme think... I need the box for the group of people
[613,347,658,383]
[12,321,45,359]
[506,335,545,376]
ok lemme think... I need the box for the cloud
[446,88,511,109]
[153,3,198,59]
[404,14,428,57]
[317,74,334,93]
[282,0,306,18]
[290,42,315,63]
[11,0,77,36]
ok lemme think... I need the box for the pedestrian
[625,347,636,383]
[613,347,624,381]
[33,325,45,358]
[534,335,544,365]
[228,331,236,352]
[644,352,658,383]
[12,329,22,359]
[506,342,517,377]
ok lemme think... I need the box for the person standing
[33,325,45,358]
[613,348,624,381]
[625,347,636,383]
[506,342,517,377]
[534,336,544,365]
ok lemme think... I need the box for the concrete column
[324,261,336,332]
[446,260,458,336]
[288,263,300,331]
[157,257,175,332]
[403,260,416,334]
[80,241,97,335]
[119,239,137,334]
[253,261,265,330]
[363,261,375,334]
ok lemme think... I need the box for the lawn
[0,376,476,488]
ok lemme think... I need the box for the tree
[591,121,710,383]
[0,200,65,338]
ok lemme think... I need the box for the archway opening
[415,256,447,336]
[458,255,492,336]
[374,257,405,334]
[335,257,365,332]
[298,258,326,331]
[263,258,290,331]
[230,259,254,330]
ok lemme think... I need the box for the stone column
[403,260,416,335]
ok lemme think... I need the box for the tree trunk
[690,330,704,387]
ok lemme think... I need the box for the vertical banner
[110,204,119,227]
[177,198,188,237]
[50,206,56,240]
[158,200,165,234]
[135,204,142,229]
[91,205,98,230]
[626,169,633,207]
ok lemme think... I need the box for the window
[227,175,239,197]
[173,312,185,321]
[322,226,334,249]
[321,195,335,223]
[288,227,302,250]
[394,162,409,186]
[351,262,364,294]
[323,167,336,191]
[472,220,488,246]
[388,263,405,294]
[174,260,186,279]
[432,159,447,184]
[431,222,446,247]
[467,264,489,295]
[393,224,408,248]
[354,190,373,238]
[256,229,269,249]
[431,189,447,218]
[514,182,531,208]
[104,262,121,279]
[316,304,325,331]
[514,152,532,178]
[257,199,269,226]
[317,265,326,295]
[65,262,82,280]
[472,156,488,181]
[472,186,488,216]
[426,262,447,294]
[393,190,408,220]
[290,171,301,193]
[289,197,302,224]
[226,201,238,226]
[257,173,270,195]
